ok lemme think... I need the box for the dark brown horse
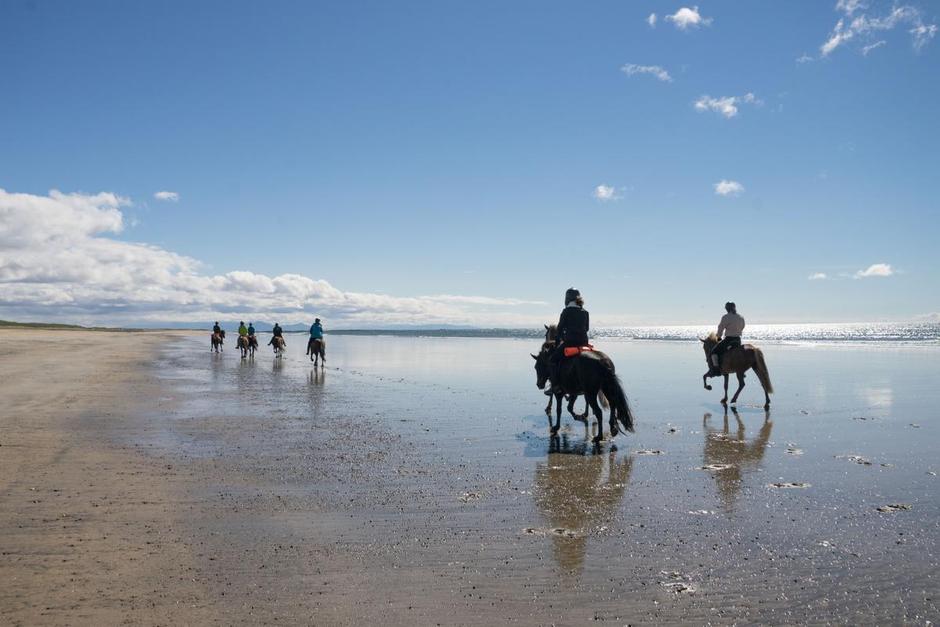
[540,325,589,420]
[701,333,773,408]
[533,344,635,443]
[271,336,286,357]
[210,331,224,353]
[248,335,258,356]
[307,337,326,368]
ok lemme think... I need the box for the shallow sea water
[146,333,939,624]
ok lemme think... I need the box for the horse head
[532,346,552,390]
[544,324,558,343]
[700,332,719,353]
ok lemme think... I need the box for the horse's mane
[705,332,719,343]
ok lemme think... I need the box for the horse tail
[753,349,774,395]
[601,369,635,433]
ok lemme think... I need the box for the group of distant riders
[210,318,325,363]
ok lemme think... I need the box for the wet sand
[2,329,938,624]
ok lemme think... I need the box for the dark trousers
[711,336,741,365]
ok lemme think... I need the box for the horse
[248,335,258,357]
[237,335,250,358]
[307,337,326,368]
[540,325,589,421]
[210,332,224,353]
[532,344,635,443]
[271,336,286,357]
[700,333,773,409]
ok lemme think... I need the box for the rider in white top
[710,302,745,375]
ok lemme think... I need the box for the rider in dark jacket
[268,322,285,347]
[546,288,590,394]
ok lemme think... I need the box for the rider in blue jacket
[310,318,323,339]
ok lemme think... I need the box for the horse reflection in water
[702,407,773,512]
[532,436,634,575]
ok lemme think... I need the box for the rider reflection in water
[546,288,590,396]
[710,302,745,376]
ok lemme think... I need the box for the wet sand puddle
[126,334,940,624]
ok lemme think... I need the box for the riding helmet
[565,288,581,304]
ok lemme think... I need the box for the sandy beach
[1,328,938,625]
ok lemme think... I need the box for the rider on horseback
[212,321,224,343]
[310,318,323,340]
[238,321,248,338]
[709,302,745,376]
[268,322,284,347]
[545,288,590,395]
[247,322,256,339]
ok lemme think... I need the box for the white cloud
[154,190,179,202]
[821,3,937,56]
[694,93,761,118]
[0,188,549,326]
[911,24,938,49]
[796,53,815,63]
[714,180,745,196]
[620,63,673,82]
[647,13,658,27]
[854,263,894,278]
[861,39,887,55]
[593,184,623,202]
[665,6,712,30]
[808,272,828,280]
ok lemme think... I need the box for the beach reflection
[532,437,634,575]
[702,407,773,512]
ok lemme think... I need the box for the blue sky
[1,1,938,326]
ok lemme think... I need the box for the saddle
[563,344,595,358]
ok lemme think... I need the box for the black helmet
[725,301,736,313]
[565,288,581,304]
[315,318,321,323]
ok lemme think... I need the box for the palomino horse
[210,332,224,353]
[533,344,635,443]
[237,335,253,359]
[271,336,286,357]
[701,333,773,409]
[306,338,326,368]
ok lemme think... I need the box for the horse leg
[587,392,604,444]
[731,371,745,404]
[551,392,563,436]
[544,394,552,418]
[703,372,712,391]
[721,374,729,405]
[567,395,586,423]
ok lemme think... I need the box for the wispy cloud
[620,63,673,82]
[0,188,549,327]
[593,184,623,202]
[808,272,828,280]
[861,39,887,55]
[647,13,658,28]
[665,6,712,30]
[694,93,761,118]
[714,180,745,196]
[821,3,937,56]
[154,190,179,202]
[796,53,815,63]
[855,263,894,278]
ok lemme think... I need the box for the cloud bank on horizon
[0,188,548,327]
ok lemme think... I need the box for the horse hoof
[704,385,712,391]
[592,435,603,444]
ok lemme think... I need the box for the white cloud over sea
[855,262,894,278]
[154,190,179,202]
[621,63,672,82]
[714,180,745,196]
[0,188,548,327]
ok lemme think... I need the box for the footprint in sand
[768,481,811,489]
[659,571,696,594]
[836,454,873,466]
[698,464,734,471]
[634,449,664,455]
[876,503,911,513]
